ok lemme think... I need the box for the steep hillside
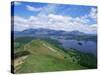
[13,39,96,73]
[14,39,86,73]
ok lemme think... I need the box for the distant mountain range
[12,28,96,38]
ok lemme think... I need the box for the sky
[11,1,97,34]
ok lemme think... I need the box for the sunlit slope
[16,39,85,73]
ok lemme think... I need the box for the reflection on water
[58,39,97,55]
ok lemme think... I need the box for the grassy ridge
[13,37,97,73]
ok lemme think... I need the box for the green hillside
[13,38,96,73]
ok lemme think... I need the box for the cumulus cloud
[26,5,42,12]
[14,13,97,34]
[13,3,97,34]
[14,16,29,31]
[89,8,97,19]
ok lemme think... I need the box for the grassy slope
[15,39,86,73]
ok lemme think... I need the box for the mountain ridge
[13,28,96,38]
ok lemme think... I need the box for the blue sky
[11,1,97,34]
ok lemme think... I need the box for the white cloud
[13,4,97,34]
[14,16,29,31]
[14,2,22,6]
[26,5,42,12]
[38,4,58,16]
[13,13,97,34]
[48,14,71,22]
[89,8,97,19]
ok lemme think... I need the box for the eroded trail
[42,43,57,52]
[14,55,28,73]
[41,41,65,60]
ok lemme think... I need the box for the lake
[58,39,97,56]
